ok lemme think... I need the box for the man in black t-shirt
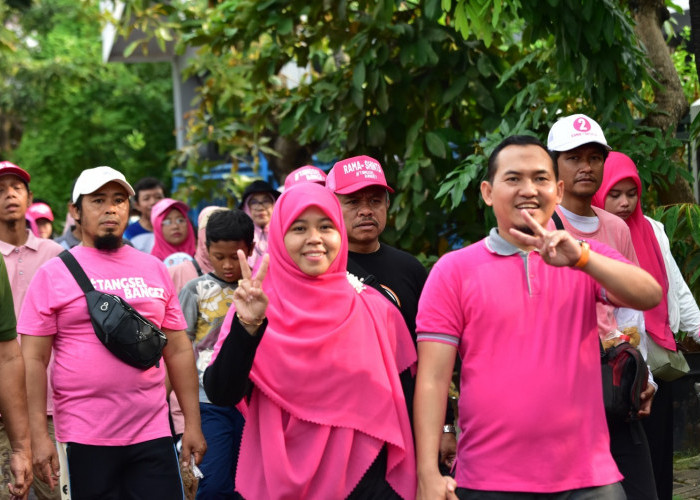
[325,155,427,337]
[326,155,455,471]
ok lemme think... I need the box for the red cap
[325,155,394,195]
[619,334,631,343]
[0,161,30,183]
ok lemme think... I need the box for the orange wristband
[574,241,590,268]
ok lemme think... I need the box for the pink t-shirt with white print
[18,245,187,446]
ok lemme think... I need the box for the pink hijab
[229,183,416,499]
[150,198,196,262]
[592,152,675,350]
[168,206,226,292]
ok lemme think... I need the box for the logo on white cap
[547,114,611,152]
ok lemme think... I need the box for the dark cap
[238,180,280,209]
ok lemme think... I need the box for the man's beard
[94,233,123,251]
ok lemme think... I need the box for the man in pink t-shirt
[548,114,657,500]
[19,167,205,499]
[0,161,62,500]
[413,136,662,500]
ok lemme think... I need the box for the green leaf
[688,205,700,247]
[377,79,389,113]
[352,61,366,91]
[424,0,441,20]
[278,17,293,36]
[442,75,468,104]
[367,119,386,146]
[426,131,447,158]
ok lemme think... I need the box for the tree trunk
[267,135,313,184]
[633,0,695,203]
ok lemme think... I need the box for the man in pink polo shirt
[414,135,662,500]
[0,161,62,500]
[19,166,205,499]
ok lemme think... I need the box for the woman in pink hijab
[593,151,700,500]
[204,183,416,499]
[150,198,196,265]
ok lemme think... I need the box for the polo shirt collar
[485,227,526,257]
[24,229,40,251]
[0,229,37,256]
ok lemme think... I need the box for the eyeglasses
[162,218,187,226]
[247,199,273,209]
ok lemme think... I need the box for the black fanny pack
[59,251,167,370]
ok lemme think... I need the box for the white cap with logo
[72,166,135,203]
[547,114,611,152]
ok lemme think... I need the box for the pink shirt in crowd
[0,229,63,318]
[0,229,63,415]
[554,205,639,338]
[416,230,625,493]
[18,245,187,446]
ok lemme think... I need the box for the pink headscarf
[150,198,196,262]
[592,152,675,350]
[232,183,416,499]
[168,206,226,293]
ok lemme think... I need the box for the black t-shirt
[347,244,428,340]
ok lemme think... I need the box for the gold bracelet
[574,241,590,268]
[236,312,265,327]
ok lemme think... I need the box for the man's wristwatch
[443,425,456,434]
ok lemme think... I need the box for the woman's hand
[233,251,269,334]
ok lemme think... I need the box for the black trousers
[66,436,184,500]
[609,418,658,500]
[642,379,674,500]
[455,482,626,500]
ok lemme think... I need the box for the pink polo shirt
[0,229,63,318]
[416,230,624,493]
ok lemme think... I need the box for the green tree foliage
[118,0,695,255]
[118,1,700,269]
[0,0,175,229]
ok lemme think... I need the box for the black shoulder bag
[59,251,168,370]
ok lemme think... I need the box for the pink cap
[284,166,327,189]
[0,161,30,183]
[326,155,394,195]
[27,202,54,222]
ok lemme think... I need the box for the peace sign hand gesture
[509,209,584,267]
[233,250,269,335]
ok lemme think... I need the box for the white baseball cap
[547,114,611,152]
[72,166,135,203]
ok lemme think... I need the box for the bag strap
[191,258,203,277]
[58,250,95,294]
[551,210,565,231]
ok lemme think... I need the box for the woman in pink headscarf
[593,151,700,500]
[150,198,196,266]
[204,183,416,499]
[168,206,227,293]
